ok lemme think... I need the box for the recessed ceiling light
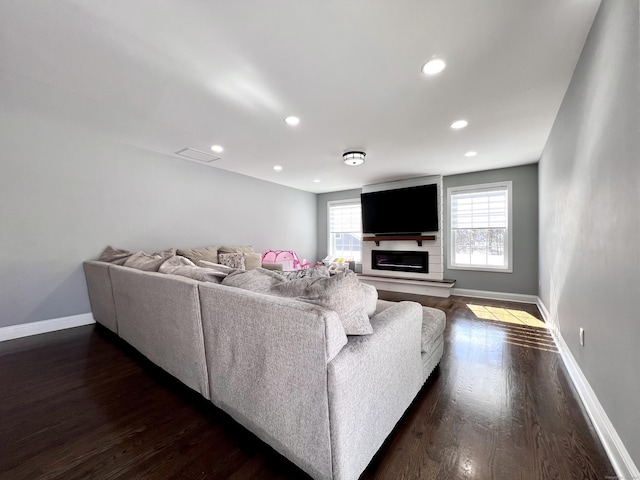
[284,116,300,126]
[450,120,468,129]
[273,165,283,171]
[210,145,224,153]
[313,179,321,183]
[464,151,478,157]
[421,58,446,75]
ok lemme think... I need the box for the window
[447,181,512,272]
[328,200,362,262]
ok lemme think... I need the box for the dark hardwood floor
[0,294,614,480]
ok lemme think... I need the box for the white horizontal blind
[448,182,511,271]
[451,188,508,229]
[328,200,362,262]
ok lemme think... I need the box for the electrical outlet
[579,328,585,347]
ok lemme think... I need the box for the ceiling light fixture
[343,151,366,166]
[450,120,468,129]
[284,116,300,126]
[464,151,478,157]
[211,145,224,153]
[421,58,446,75]
[313,179,321,183]
[273,165,283,171]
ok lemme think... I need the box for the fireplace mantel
[363,235,436,247]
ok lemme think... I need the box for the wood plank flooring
[0,294,614,479]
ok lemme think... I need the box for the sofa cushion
[221,267,286,293]
[271,271,373,335]
[97,246,133,265]
[177,246,218,264]
[218,252,245,270]
[361,282,378,317]
[123,248,176,271]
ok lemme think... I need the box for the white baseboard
[0,313,95,342]
[451,288,538,304]
[538,299,640,480]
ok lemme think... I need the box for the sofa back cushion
[110,266,210,399]
[176,245,218,264]
[123,248,176,271]
[97,246,133,265]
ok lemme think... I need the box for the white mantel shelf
[358,274,456,298]
[363,235,437,247]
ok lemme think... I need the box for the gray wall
[539,0,640,467]
[0,114,317,329]
[317,165,539,295]
[444,164,539,294]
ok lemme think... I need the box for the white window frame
[327,199,362,262]
[447,181,513,273]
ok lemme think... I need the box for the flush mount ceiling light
[450,119,468,129]
[313,179,321,183]
[273,165,283,171]
[343,151,366,166]
[211,145,224,153]
[421,58,446,75]
[284,116,300,126]
[464,151,478,157]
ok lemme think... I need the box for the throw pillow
[159,256,226,283]
[162,255,196,267]
[176,245,218,264]
[243,252,262,270]
[221,268,287,293]
[218,252,245,270]
[271,270,373,335]
[123,248,176,272]
[196,260,235,274]
[360,282,378,317]
[98,246,133,265]
[218,245,255,254]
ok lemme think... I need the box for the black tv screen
[361,184,439,234]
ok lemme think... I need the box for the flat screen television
[361,184,438,234]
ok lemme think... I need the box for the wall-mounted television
[361,184,438,234]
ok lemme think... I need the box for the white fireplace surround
[358,175,454,297]
[360,175,444,281]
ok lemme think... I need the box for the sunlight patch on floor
[467,304,548,329]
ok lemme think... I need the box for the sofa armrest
[83,261,117,333]
[327,300,423,480]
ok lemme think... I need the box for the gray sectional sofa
[83,260,446,480]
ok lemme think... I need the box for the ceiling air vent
[175,148,221,163]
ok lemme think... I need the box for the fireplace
[371,250,428,274]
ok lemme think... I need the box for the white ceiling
[1,0,600,193]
